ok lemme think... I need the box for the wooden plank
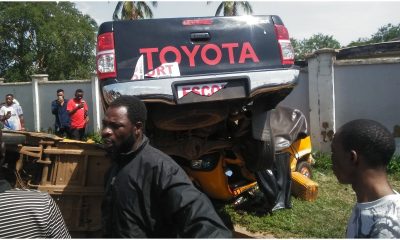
[38,185,104,195]
[44,148,106,156]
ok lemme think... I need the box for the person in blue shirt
[51,89,71,138]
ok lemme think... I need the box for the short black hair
[6,94,13,98]
[75,89,84,94]
[337,119,395,167]
[57,89,64,93]
[109,95,147,125]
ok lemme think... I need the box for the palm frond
[122,1,134,20]
[137,1,154,19]
[215,2,224,16]
[113,1,123,20]
[113,1,157,20]
[212,1,253,16]
[233,2,238,16]
[241,1,253,14]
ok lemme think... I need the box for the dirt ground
[233,225,275,238]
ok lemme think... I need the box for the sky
[74,1,400,46]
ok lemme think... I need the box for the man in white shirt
[331,119,400,238]
[0,94,25,131]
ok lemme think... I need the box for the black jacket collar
[115,135,149,167]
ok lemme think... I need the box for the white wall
[38,81,94,133]
[305,50,400,153]
[0,83,35,131]
[279,70,310,127]
[334,62,400,131]
[335,61,400,155]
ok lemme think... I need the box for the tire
[296,161,312,179]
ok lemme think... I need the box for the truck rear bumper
[101,68,299,105]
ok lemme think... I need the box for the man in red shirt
[67,89,89,140]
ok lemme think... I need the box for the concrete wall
[334,61,400,132]
[306,49,400,153]
[279,69,310,127]
[38,80,94,133]
[334,60,400,155]
[0,82,34,130]
[308,50,337,152]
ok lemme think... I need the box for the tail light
[274,24,295,65]
[96,32,116,80]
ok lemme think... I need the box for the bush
[84,131,103,144]
[388,154,400,177]
[313,152,400,177]
[313,152,332,172]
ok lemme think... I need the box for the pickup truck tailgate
[111,16,284,80]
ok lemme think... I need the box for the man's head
[331,119,395,184]
[74,89,84,100]
[5,94,14,106]
[57,89,64,100]
[101,96,147,155]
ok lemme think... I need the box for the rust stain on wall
[393,125,400,137]
[321,121,334,142]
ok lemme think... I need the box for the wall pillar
[91,73,102,132]
[307,49,337,153]
[31,74,48,132]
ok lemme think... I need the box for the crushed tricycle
[1,14,319,237]
[1,106,318,236]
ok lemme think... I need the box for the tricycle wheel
[296,161,312,179]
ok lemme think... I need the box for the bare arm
[19,115,25,130]
[68,102,85,116]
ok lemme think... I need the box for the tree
[0,2,97,82]
[347,23,400,47]
[208,1,253,16]
[113,1,158,20]
[291,33,341,60]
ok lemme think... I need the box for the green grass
[84,131,103,143]
[227,153,400,238]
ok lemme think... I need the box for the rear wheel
[296,161,312,179]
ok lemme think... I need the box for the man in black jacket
[101,95,232,238]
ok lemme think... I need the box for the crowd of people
[51,88,89,140]
[0,89,89,141]
[1,93,400,238]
